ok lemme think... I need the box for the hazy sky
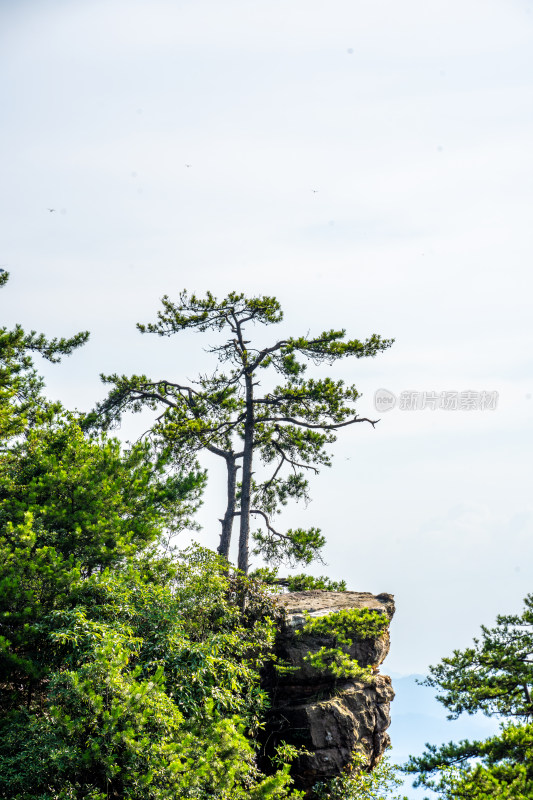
[1,0,532,675]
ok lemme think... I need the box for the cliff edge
[261,590,395,797]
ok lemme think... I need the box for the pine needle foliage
[92,290,393,573]
[404,595,533,798]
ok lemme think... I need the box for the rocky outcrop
[261,591,395,797]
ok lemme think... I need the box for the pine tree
[93,291,393,573]
[405,595,533,798]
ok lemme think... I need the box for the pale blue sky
[1,0,532,675]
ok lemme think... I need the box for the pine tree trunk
[218,455,238,559]
[238,371,254,574]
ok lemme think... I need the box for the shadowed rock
[261,591,395,797]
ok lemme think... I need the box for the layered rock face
[261,591,395,797]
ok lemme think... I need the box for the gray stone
[261,590,395,797]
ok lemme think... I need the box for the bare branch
[233,509,291,540]
[262,448,287,489]
[257,415,379,430]
[269,439,319,477]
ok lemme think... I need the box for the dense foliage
[0,279,403,799]
[404,596,533,798]
[0,419,299,796]
[313,753,405,800]
[0,542,302,799]
[0,415,204,574]
[0,279,298,797]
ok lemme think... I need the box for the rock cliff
[261,590,395,797]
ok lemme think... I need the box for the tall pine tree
[93,291,393,573]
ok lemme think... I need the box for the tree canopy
[0,294,301,797]
[0,281,403,798]
[0,413,204,574]
[0,270,89,442]
[404,595,533,798]
[93,290,393,573]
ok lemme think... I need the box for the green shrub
[313,751,406,800]
[0,550,303,799]
[297,608,389,681]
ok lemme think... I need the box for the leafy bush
[285,574,347,592]
[313,752,406,800]
[250,567,347,592]
[0,548,302,799]
[297,608,389,681]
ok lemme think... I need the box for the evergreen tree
[93,291,393,573]
[0,348,295,796]
[0,413,205,574]
[0,270,89,441]
[0,284,404,799]
[404,595,533,798]
[0,412,205,715]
